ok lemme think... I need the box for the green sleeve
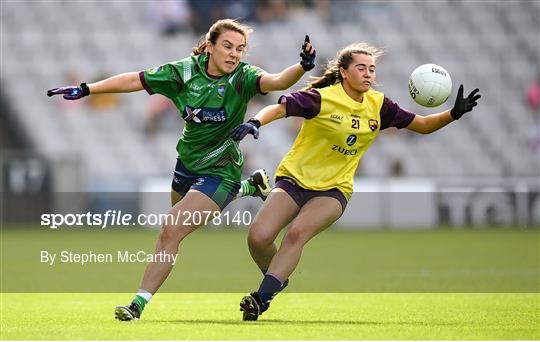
[235,64,266,101]
[139,62,184,99]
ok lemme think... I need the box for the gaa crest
[217,84,226,98]
[368,119,379,132]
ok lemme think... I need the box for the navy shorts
[275,177,348,214]
[171,159,240,210]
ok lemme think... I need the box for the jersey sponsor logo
[184,106,227,123]
[346,134,357,146]
[330,114,343,122]
[217,83,226,98]
[331,144,358,156]
[368,119,379,132]
[185,107,202,123]
[332,135,358,155]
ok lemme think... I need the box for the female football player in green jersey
[47,19,316,321]
[231,42,481,321]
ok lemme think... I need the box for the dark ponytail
[307,43,384,89]
[309,62,341,89]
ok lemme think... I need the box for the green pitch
[1,293,538,339]
[1,227,539,339]
[2,227,538,293]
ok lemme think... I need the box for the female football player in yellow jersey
[231,42,481,321]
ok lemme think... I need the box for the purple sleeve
[380,96,416,130]
[277,89,321,119]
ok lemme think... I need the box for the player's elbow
[261,74,290,92]
[129,73,143,92]
[408,117,434,134]
[417,126,433,134]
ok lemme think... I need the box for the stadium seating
[1,1,538,191]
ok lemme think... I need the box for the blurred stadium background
[1,0,539,228]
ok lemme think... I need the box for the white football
[408,64,452,107]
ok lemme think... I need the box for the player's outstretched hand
[230,119,261,141]
[47,83,90,100]
[450,85,481,120]
[299,35,316,71]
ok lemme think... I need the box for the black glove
[47,83,90,100]
[450,85,481,120]
[299,35,316,71]
[230,118,261,141]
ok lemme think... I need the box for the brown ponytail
[309,61,342,89]
[308,43,384,89]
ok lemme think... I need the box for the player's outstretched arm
[231,103,286,141]
[406,85,481,134]
[47,72,143,100]
[259,35,316,93]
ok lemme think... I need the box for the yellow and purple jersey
[275,83,415,198]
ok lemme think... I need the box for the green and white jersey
[139,54,266,182]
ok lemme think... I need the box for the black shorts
[275,177,348,214]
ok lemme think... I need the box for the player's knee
[158,224,185,248]
[248,222,274,249]
[282,225,309,247]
